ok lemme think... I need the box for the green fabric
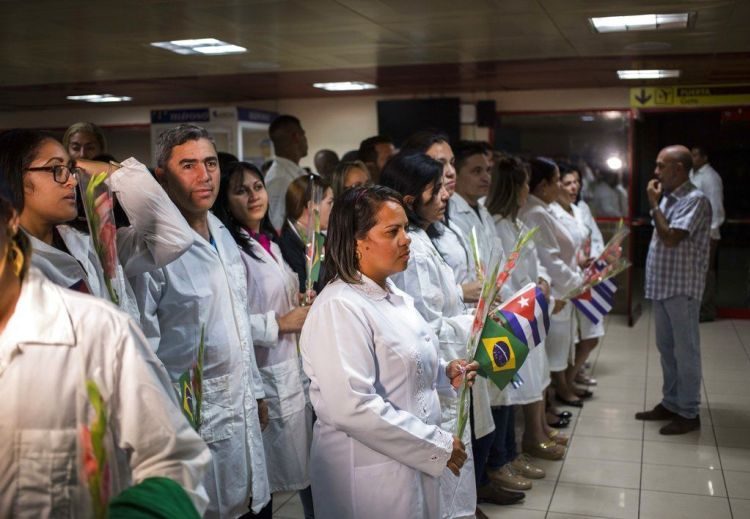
[474,311,529,391]
[108,477,200,519]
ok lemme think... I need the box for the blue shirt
[645,181,711,301]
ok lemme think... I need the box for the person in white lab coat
[214,160,314,519]
[0,129,193,321]
[519,158,584,411]
[0,173,211,517]
[485,155,566,478]
[300,185,477,519]
[382,152,520,514]
[265,115,309,231]
[131,124,270,518]
[689,146,725,322]
[558,166,606,392]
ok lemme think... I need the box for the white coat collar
[526,194,553,215]
[3,268,76,347]
[352,273,397,302]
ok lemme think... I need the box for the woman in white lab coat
[558,166,606,391]
[382,151,506,515]
[0,175,211,517]
[213,161,314,518]
[0,129,193,320]
[486,155,566,463]
[300,185,476,519]
[519,158,584,409]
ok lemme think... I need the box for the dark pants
[470,391,495,488]
[487,406,517,470]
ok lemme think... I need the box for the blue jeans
[487,406,516,470]
[653,295,702,419]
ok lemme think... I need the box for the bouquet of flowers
[178,325,206,431]
[469,226,485,282]
[455,227,538,437]
[301,177,324,305]
[80,380,110,519]
[77,169,120,305]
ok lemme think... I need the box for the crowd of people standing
[0,115,714,518]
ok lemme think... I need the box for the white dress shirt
[690,163,725,240]
[265,156,306,231]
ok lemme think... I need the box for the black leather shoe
[660,415,701,435]
[575,389,594,400]
[476,482,525,506]
[556,396,584,408]
[557,411,573,419]
[548,417,570,428]
[635,403,679,421]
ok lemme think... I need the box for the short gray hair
[156,124,215,169]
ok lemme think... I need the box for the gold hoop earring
[356,249,362,262]
[9,238,24,277]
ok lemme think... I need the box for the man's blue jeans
[653,295,702,419]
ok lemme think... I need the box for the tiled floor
[272,311,750,518]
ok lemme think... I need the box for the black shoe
[556,396,584,408]
[635,403,679,421]
[476,482,525,506]
[660,415,701,435]
[549,417,570,428]
[557,411,573,419]
[575,389,594,400]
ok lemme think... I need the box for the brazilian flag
[474,312,529,391]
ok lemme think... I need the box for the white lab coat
[490,216,551,406]
[240,237,313,493]
[265,157,306,231]
[0,269,210,517]
[391,228,486,518]
[690,163,725,240]
[25,157,193,321]
[433,219,472,287]
[449,194,501,267]
[520,195,583,371]
[574,201,605,257]
[132,213,270,517]
[300,275,455,519]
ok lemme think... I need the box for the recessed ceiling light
[312,81,377,92]
[590,13,690,33]
[617,69,681,80]
[67,94,133,103]
[606,156,624,170]
[151,38,246,55]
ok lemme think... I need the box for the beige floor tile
[272,492,295,512]
[567,435,643,463]
[547,514,614,519]
[510,479,555,511]
[725,469,750,499]
[480,507,546,519]
[574,416,643,440]
[274,493,303,518]
[559,458,641,489]
[639,490,732,519]
[730,498,750,518]
[579,401,644,420]
[588,387,646,405]
[548,483,639,519]
[718,446,750,472]
[642,440,720,468]
[641,463,726,496]
[715,426,750,449]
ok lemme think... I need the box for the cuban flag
[572,261,617,324]
[494,283,550,349]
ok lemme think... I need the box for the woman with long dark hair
[300,185,476,518]
[213,161,313,518]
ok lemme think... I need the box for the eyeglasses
[26,164,83,184]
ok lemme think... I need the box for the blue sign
[151,108,210,124]
[238,108,277,123]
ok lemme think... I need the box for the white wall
[2,87,630,168]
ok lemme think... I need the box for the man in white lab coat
[265,115,308,231]
[690,146,725,321]
[132,124,270,517]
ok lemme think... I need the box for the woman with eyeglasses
[0,159,212,516]
[0,129,193,318]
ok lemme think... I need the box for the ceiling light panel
[312,81,377,91]
[591,13,690,33]
[151,38,247,55]
[617,69,681,80]
[67,94,133,103]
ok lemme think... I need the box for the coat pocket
[352,459,417,519]
[262,359,306,420]
[200,374,235,444]
[15,429,78,517]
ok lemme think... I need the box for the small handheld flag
[177,325,206,431]
[571,261,616,324]
[474,313,529,391]
[496,283,550,348]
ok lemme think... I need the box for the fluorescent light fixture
[151,38,246,55]
[591,13,690,33]
[606,156,623,170]
[312,81,377,92]
[67,94,133,103]
[580,115,595,122]
[617,69,681,80]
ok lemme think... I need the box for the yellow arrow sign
[631,84,750,108]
